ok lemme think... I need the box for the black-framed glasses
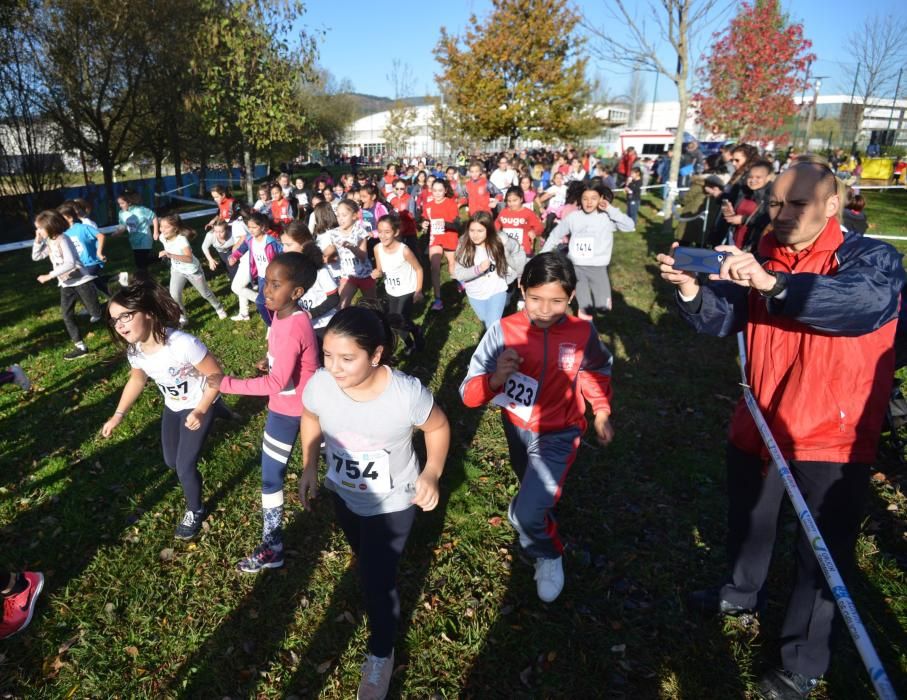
[111,311,135,327]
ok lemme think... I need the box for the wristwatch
[759,271,788,299]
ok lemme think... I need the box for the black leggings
[332,493,416,657]
[386,293,419,347]
[161,400,228,512]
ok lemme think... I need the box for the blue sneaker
[237,543,284,573]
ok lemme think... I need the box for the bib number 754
[326,446,392,493]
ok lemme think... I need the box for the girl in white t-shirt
[371,214,424,354]
[298,305,450,700]
[280,221,339,339]
[100,279,229,540]
[318,199,375,308]
[158,214,226,325]
[454,211,524,330]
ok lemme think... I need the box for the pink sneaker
[0,572,44,639]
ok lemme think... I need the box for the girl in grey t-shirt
[299,306,450,700]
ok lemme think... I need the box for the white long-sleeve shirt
[541,206,635,267]
[32,235,95,287]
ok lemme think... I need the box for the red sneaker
[0,572,44,639]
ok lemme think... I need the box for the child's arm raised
[186,352,223,430]
[101,367,148,437]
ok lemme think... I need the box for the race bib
[386,275,403,291]
[430,218,446,237]
[574,238,594,259]
[156,380,191,401]
[503,227,523,245]
[491,371,538,422]
[326,445,392,494]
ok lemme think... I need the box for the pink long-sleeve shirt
[220,310,319,417]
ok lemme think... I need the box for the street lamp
[802,76,829,151]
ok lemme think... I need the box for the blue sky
[301,0,905,100]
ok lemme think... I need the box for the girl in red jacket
[268,182,295,233]
[459,253,614,603]
[496,186,543,256]
[421,178,461,311]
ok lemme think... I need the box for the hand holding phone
[671,247,731,275]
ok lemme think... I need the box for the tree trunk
[170,124,183,187]
[79,149,91,187]
[154,155,164,194]
[101,160,116,224]
[224,146,233,192]
[243,147,254,202]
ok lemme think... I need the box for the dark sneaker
[63,346,89,361]
[0,572,44,639]
[758,667,819,699]
[236,543,284,573]
[174,509,204,540]
[687,586,761,617]
[10,364,31,391]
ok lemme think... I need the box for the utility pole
[886,67,903,147]
[803,77,828,152]
[849,62,861,151]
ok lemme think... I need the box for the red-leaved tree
[694,0,814,145]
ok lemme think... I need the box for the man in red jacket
[657,160,905,699]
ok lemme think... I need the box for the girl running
[297,305,450,700]
[115,190,159,273]
[319,199,375,308]
[31,210,103,360]
[227,209,257,322]
[280,221,340,338]
[268,182,295,233]
[540,184,634,319]
[207,185,240,230]
[201,218,237,279]
[372,214,424,354]
[389,179,419,248]
[495,186,544,256]
[101,279,228,540]
[228,212,282,325]
[421,178,461,311]
[459,253,614,602]
[58,202,109,297]
[158,214,227,325]
[208,252,320,571]
[454,211,524,330]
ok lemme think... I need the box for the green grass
[0,193,905,698]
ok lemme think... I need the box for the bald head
[769,161,840,251]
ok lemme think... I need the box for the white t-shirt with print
[298,267,339,329]
[127,329,208,411]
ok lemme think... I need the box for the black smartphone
[671,247,730,275]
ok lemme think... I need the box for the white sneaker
[178,315,188,328]
[118,271,130,287]
[357,649,394,700]
[230,313,250,322]
[656,211,665,217]
[216,309,228,320]
[534,556,564,602]
[10,365,31,391]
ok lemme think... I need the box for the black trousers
[60,284,102,344]
[386,293,419,347]
[720,443,870,678]
[332,493,416,658]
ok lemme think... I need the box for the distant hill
[346,93,435,117]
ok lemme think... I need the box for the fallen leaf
[58,633,81,655]
[519,665,532,687]
[872,472,888,483]
[547,650,557,662]
[487,516,503,527]
[125,645,139,659]
[159,548,175,562]
[316,659,333,674]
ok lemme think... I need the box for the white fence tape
[735,333,898,700]
[0,207,217,254]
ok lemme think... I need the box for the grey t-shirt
[302,366,435,516]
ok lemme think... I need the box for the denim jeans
[467,291,508,329]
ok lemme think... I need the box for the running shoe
[430,299,443,311]
[230,313,250,321]
[118,271,130,287]
[534,556,564,603]
[178,316,189,328]
[357,648,394,700]
[236,543,284,573]
[63,346,89,361]
[216,309,228,320]
[758,668,819,699]
[174,508,204,540]
[10,365,31,391]
[0,572,44,640]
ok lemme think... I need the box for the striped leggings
[259,410,300,548]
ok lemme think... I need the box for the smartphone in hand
[671,247,730,275]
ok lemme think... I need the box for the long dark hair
[325,302,397,366]
[106,279,182,351]
[456,211,508,275]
